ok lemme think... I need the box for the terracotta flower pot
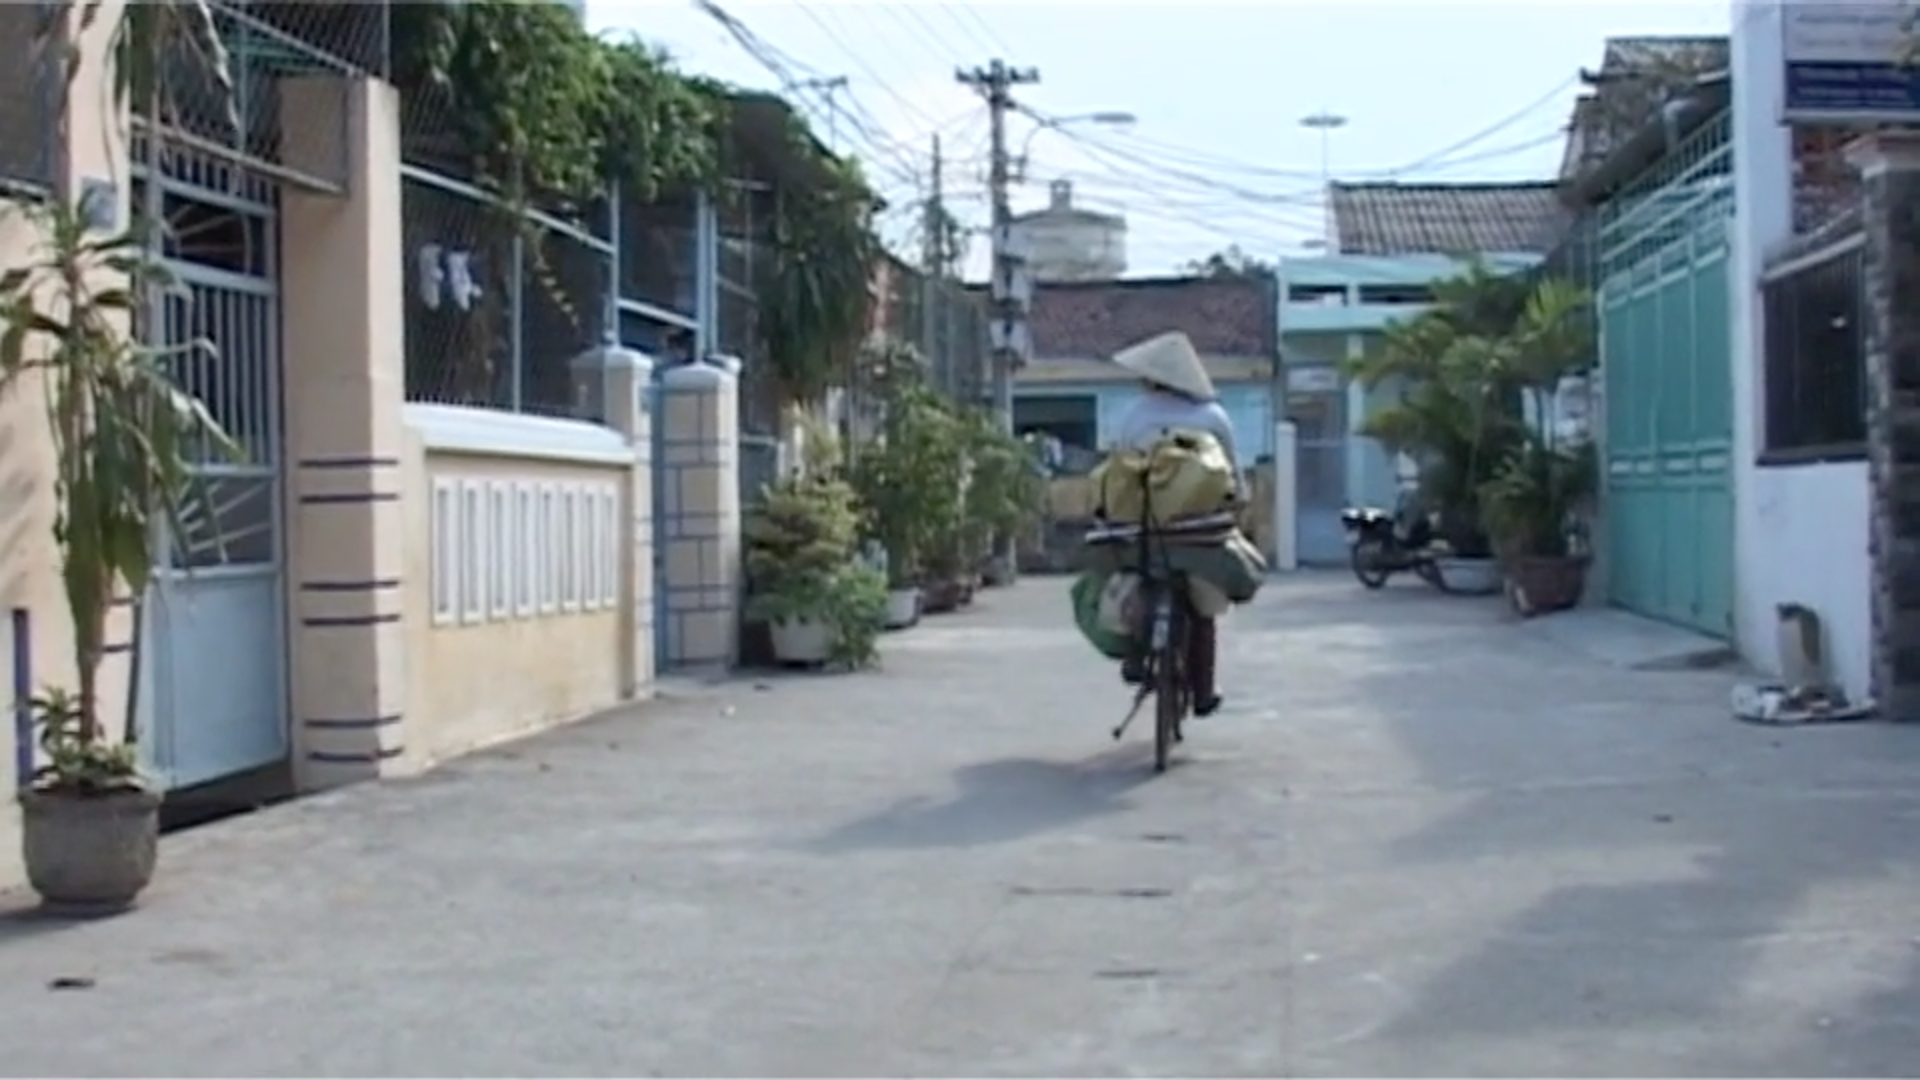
[1505,554,1591,617]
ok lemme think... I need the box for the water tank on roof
[1006,180,1127,282]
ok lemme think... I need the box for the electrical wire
[1048,72,1581,187]
[688,0,1579,272]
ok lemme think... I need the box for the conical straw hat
[1111,331,1216,401]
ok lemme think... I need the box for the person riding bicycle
[1107,331,1242,718]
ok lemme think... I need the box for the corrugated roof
[1329,181,1570,256]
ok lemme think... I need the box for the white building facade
[1726,3,1871,702]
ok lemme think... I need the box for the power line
[1387,74,1580,174]
[1050,72,1580,187]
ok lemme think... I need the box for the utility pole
[920,134,944,385]
[957,59,1038,584]
[796,75,850,153]
[956,59,1038,432]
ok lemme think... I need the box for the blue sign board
[1781,4,1920,122]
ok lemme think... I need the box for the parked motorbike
[1340,492,1446,590]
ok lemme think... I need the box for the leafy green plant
[1348,264,1591,558]
[0,200,239,793]
[848,344,966,588]
[1480,438,1598,559]
[33,688,139,793]
[759,149,881,406]
[959,408,1044,561]
[386,1,726,370]
[744,474,886,668]
[390,2,723,209]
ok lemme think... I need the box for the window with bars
[1761,239,1866,461]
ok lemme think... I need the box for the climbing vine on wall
[389,1,723,211]
[388,0,882,407]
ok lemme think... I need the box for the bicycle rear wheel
[1152,592,1185,773]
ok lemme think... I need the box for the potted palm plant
[1480,277,1599,616]
[1482,437,1598,616]
[0,199,238,914]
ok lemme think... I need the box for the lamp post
[1299,110,1347,248]
[1015,110,1138,182]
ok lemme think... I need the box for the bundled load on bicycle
[1067,332,1268,770]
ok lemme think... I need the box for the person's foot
[1193,692,1224,718]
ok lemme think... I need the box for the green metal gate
[1598,112,1735,639]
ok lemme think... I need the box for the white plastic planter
[883,587,921,630]
[769,617,833,663]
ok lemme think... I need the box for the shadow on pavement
[1270,575,1920,1073]
[0,901,85,949]
[803,746,1155,854]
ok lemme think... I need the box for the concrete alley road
[4,575,1920,1077]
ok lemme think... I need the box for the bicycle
[1086,510,1234,772]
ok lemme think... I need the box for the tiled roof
[1562,35,1730,182]
[1010,276,1273,360]
[1329,181,1570,256]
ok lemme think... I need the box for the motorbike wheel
[1350,539,1392,590]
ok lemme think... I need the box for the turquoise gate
[1597,111,1735,639]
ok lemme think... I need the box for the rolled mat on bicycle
[1083,529,1268,607]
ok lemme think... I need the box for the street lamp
[1300,110,1347,248]
[1298,109,1348,186]
[1016,110,1138,181]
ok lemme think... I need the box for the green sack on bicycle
[1070,570,1136,661]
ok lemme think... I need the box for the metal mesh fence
[521,221,611,414]
[401,168,612,416]
[130,1,388,194]
[0,5,56,190]
[619,197,699,314]
[869,264,988,408]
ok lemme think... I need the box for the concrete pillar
[278,76,410,786]
[1848,131,1920,721]
[1729,1,1799,661]
[571,343,655,697]
[1271,420,1299,572]
[658,357,741,667]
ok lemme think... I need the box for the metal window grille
[1761,236,1865,458]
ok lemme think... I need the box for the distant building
[1278,180,1569,564]
[1006,180,1127,282]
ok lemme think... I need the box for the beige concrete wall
[279,75,409,791]
[0,0,131,893]
[400,405,649,768]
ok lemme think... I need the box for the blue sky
[588,1,1730,276]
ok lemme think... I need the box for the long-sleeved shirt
[1108,389,1246,503]
[1111,389,1242,468]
